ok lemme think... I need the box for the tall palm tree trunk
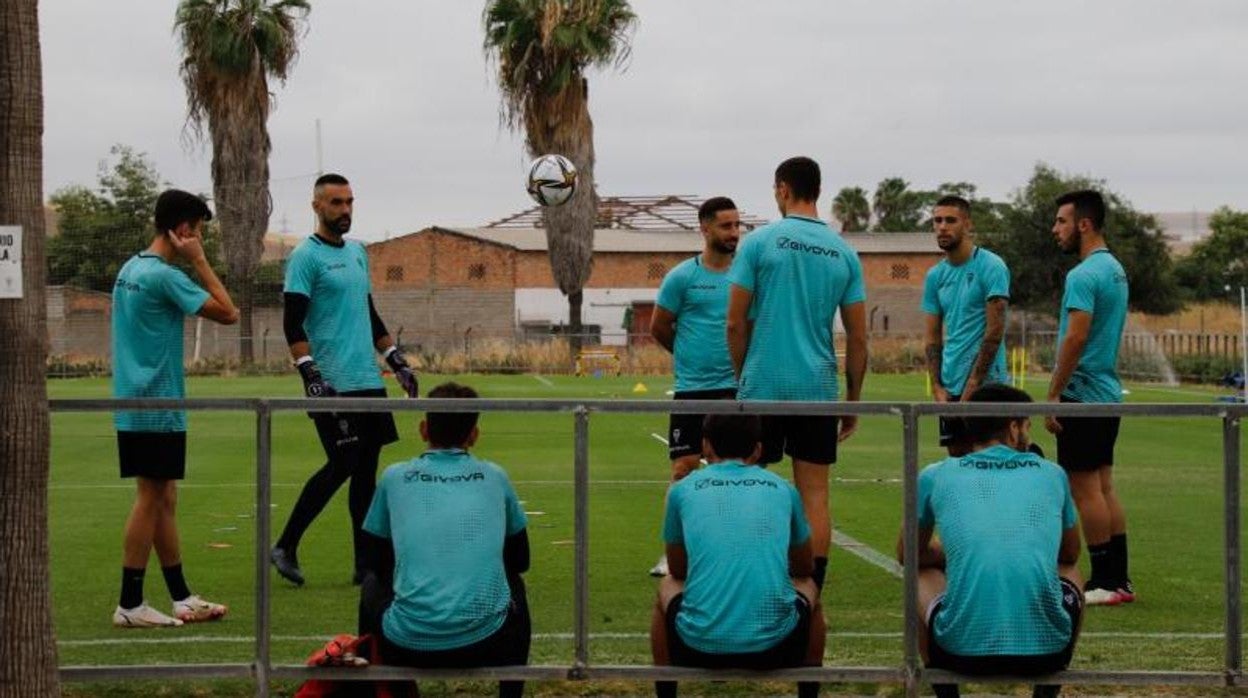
[0,2,59,695]
[209,109,270,366]
[538,79,596,356]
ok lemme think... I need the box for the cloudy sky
[42,1,1248,241]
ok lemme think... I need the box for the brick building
[368,226,942,350]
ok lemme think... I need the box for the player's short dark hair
[774,156,821,203]
[153,189,212,234]
[934,195,971,215]
[315,173,349,189]
[964,383,1033,444]
[1055,189,1106,231]
[698,196,737,223]
[701,413,762,460]
[424,382,479,447]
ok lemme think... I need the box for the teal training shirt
[284,235,383,392]
[920,246,1011,395]
[111,253,209,433]
[655,255,737,392]
[363,449,528,651]
[663,461,811,654]
[918,444,1078,656]
[726,216,866,401]
[1057,249,1129,403]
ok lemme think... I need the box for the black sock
[162,564,192,602]
[1087,542,1112,589]
[120,567,146,609]
[813,557,828,591]
[655,680,677,698]
[1111,533,1130,585]
[932,683,960,698]
[798,681,820,698]
[1033,684,1062,698]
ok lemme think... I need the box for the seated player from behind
[897,384,1083,698]
[651,414,825,698]
[357,382,530,698]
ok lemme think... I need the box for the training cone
[632,382,648,393]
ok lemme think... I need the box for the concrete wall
[372,287,516,352]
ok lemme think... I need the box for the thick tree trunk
[567,290,584,355]
[209,98,271,367]
[534,78,596,358]
[0,2,59,696]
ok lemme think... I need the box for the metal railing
[51,397,1246,696]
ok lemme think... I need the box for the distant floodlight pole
[1241,286,1247,401]
[315,118,323,177]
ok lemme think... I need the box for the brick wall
[860,253,940,288]
[370,231,517,290]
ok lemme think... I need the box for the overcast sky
[41,1,1248,242]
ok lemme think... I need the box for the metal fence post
[1224,412,1242,685]
[902,405,920,698]
[255,402,272,698]
[573,406,591,677]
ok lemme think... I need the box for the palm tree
[483,0,636,353]
[176,0,309,364]
[0,1,59,694]
[831,186,870,232]
[872,176,922,232]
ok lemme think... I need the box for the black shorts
[760,415,838,466]
[937,395,968,448]
[1055,396,1120,472]
[926,577,1082,676]
[117,431,187,480]
[666,593,811,669]
[311,387,400,456]
[372,575,531,669]
[668,388,737,460]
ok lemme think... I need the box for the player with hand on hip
[648,196,741,577]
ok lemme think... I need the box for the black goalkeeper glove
[295,357,337,398]
[384,347,419,398]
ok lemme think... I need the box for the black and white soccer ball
[525,154,577,207]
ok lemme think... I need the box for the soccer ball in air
[526,154,577,207]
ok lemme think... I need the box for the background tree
[831,186,870,232]
[871,176,924,231]
[0,1,59,695]
[1175,207,1248,301]
[46,146,229,291]
[980,163,1182,314]
[176,0,309,364]
[483,0,636,352]
[917,181,1008,232]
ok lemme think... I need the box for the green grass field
[49,372,1247,696]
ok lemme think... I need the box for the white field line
[833,530,903,579]
[532,374,555,387]
[50,480,675,490]
[58,630,1236,647]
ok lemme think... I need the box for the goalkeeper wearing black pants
[270,173,419,587]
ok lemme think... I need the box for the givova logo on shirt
[403,469,486,484]
[694,477,779,490]
[775,237,840,258]
[958,457,1040,471]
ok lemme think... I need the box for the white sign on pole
[0,226,21,299]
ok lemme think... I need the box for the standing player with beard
[647,197,741,577]
[1045,190,1132,606]
[921,195,1011,456]
[270,173,420,587]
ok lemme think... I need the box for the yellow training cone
[632,382,648,393]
